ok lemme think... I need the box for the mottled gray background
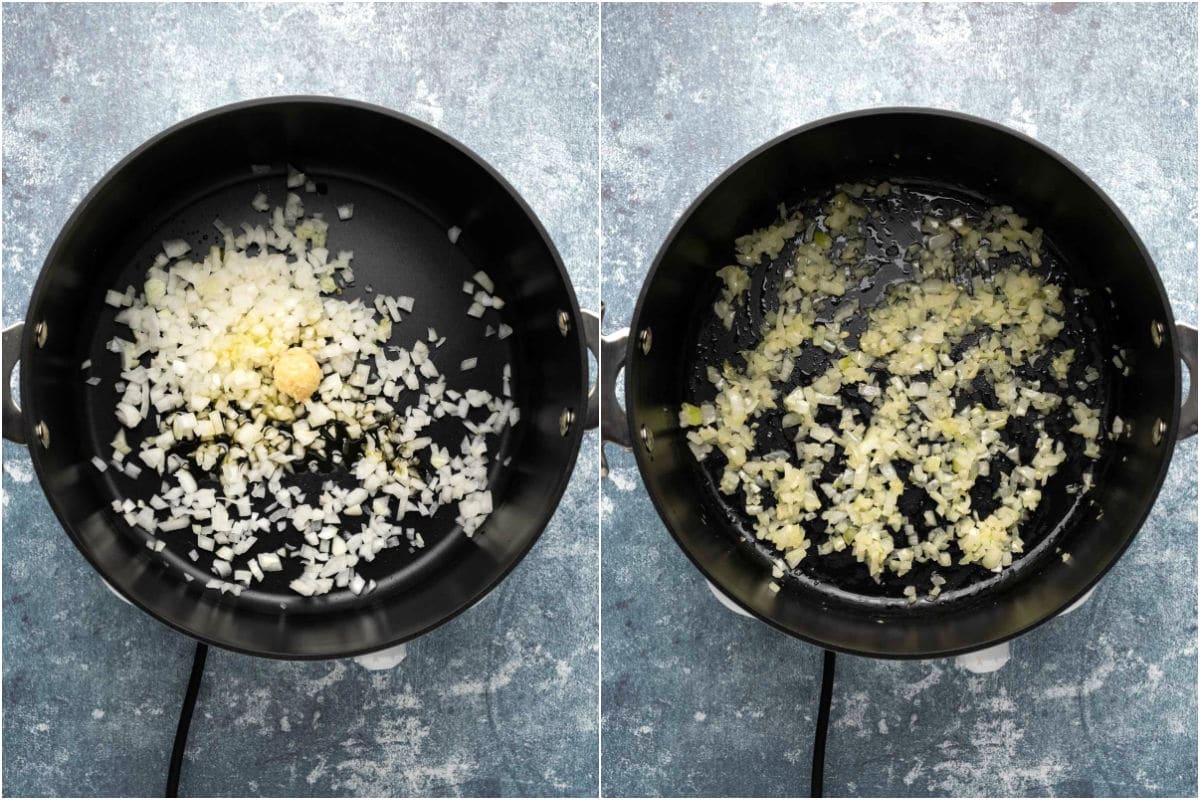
[3,4,597,797]
[600,3,1197,797]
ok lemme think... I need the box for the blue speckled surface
[600,3,1197,797]
[3,4,597,796]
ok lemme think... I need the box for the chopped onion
[100,179,518,598]
[162,239,190,260]
[681,185,1103,596]
[473,271,495,294]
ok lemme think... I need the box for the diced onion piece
[258,552,283,572]
[162,239,190,259]
[473,271,495,294]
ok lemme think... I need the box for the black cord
[166,642,209,798]
[810,649,837,798]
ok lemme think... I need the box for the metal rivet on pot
[640,425,654,452]
[1151,320,1165,348]
[559,407,575,436]
[34,421,49,448]
[34,321,47,348]
[1151,417,1166,445]
[639,327,653,355]
[557,310,570,337]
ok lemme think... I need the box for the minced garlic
[273,348,323,401]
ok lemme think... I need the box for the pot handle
[582,308,631,476]
[2,323,25,445]
[1178,322,1197,440]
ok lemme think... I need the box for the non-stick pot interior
[23,98,586,658]
[628,110,1180,657]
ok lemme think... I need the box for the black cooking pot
[2,97,591,659]
[603,108,1197,659]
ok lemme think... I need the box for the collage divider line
[596,2,604,797]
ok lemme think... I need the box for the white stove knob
[706,580,756,619]
[955,641,1011,673]
[352,642,409,670]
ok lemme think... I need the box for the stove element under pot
[704,580,1096,672]
[100,579,409,670]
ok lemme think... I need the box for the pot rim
[19,95,589,659]
[625,105,1182,659]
